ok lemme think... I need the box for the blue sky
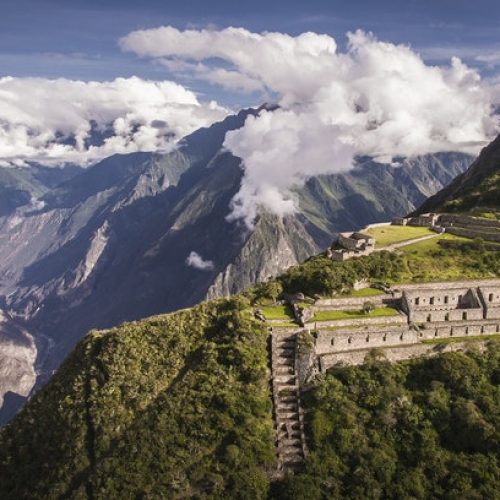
[2,0,500,104]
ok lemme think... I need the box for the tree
[363,301,375,315]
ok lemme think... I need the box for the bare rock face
[207,212,318,299]
[0,310,37,410]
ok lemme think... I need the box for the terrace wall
[319,341,491,370]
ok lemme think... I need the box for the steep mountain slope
[0,240,498,498]
[0,164,82,217]
[0,108,472,420]
[416,134,500,213]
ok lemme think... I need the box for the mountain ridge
[0,107,473,420]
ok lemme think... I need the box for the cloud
[0,76,227,166]
[186,251,214,271]
[475,51,500,67]
[122,26,500,227]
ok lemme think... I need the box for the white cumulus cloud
[122,26,500,227]
[0,76,227,167]
[186,251,214,271]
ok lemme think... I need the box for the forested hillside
[1,233,499,498]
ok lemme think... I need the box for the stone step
[277,403,298,413]
[282,454,304,464]
[275,366,294,375]
[274,375,296,383]
[274,363,294,372]
[276,336,295,342]
[277,437,302,446]
[278,394,297,403]
[276,346,295,354]
[275,357,294,365]
[277,431,301,441]
[276,408,299,416]
[280,445,303,454]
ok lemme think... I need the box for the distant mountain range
[0,107,473,421]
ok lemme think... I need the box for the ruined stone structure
[402,286,484,323]
[329,232,375,261]
[292,279,500,372]
[392,212,500,243]
[402,283,500,323]
[267,279,500,474]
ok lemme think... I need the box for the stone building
[392,213,439,227]
[329,232,375,261]
[479,285,500,319]
[402,286,484,323]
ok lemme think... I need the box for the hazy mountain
[0,163,82,217]
[0,108,472,421]
[416,134,500,213]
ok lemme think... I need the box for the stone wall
[479,285,500,319]
[316,327,417,354]
[314,295,389,310]
[319,341,491,370]
[439,214,500,229]
[315,320,500,356]
[410,307,484,323]
[445,226,500,242]
[403,287,480,308]
[395,279,500,291]
[403,286,483,323]
[308,314,407,330]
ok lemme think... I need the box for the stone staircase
[271,328,307,474]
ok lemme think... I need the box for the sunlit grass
[365,225,434,246]
[310,307,399,322]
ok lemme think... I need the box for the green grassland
[397,234,500,282]
[365,225,434,246]
[261,304,295,320]
[310,307,399,322]
[342,287,384,297]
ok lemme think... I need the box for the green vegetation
[365,225,434,246]
[261,304,294,320]
[274,239,500,299]
[0,297,275,499]
[399,235,500,282]
[277,345,500,499]
[342,287,384,297]
[310,307,399,322]
[279,251,406,297]
[444,170,500,212]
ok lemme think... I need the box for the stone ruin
[293,279,500,372]
[327,232,375,261]
[268,278,500,474]
[393,212,500,243]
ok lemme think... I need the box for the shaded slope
[417,134,500,213]
[0,164,82,216]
